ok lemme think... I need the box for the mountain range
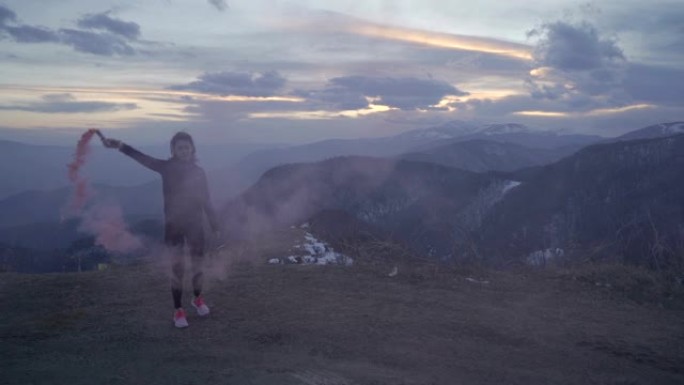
[2,121,683,272]
[616,121,684,141]
[217,127,684,268]
[397,139,579,172]
[221,121,603,196]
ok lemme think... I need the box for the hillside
[218,134,684,269]
[220,157,509,256]
[480,134,684,266]
[2,257,683,385]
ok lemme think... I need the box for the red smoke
[80,205,143,253]
[67,129,97,212]
[66,129,143,253]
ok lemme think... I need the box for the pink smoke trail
[80,204,143,253]
[65,129,143,253]
[67,128,97,213]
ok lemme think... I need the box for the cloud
[529,21,624,71]
[0,4,57,43]
[58,28,136,56]
[0,4,139,56]
[3,25,59,43]
[524,20,629,112]
[0,93,138,113]
[77,12,141,40]
[302,76,468,110]
[282,10,532,61]
[208,0,228,11]
[0,4,16,25]
[170,71,287,97]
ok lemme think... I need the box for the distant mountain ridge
[397,139,580,172]
[395,121,602,148]
[616,121,684,141]
[222,121,604,199]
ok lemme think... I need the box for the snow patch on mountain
[402,121,538,141]
[479,123,533,135]
[502,181,522,194]
[660,122,684,134]
[397,120,481,141]
[268,228,353,266]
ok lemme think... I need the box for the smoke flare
[65,128,143,254]
[67,128,97,212]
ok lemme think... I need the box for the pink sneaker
[173,308,189,328]
[191,296,210,316]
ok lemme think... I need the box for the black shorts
[164,222,205,256]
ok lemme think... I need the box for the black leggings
[165,222,205,309]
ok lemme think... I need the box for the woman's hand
[103,138,123,149]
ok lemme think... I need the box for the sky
[0,0,682,144]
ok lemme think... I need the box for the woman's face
[172,140,194,161]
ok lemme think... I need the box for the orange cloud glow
[514,104,656,118]
[353,24,533,61]
[282,15,533,61]
[513,110,568,117]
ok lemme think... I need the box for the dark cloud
[0,94,138,113]
[0,4,16,25]
[59,28,135,56]
[306,76,467,110]
[42,93,76,102]
[529,21,624,71]
[0,5,57,43]
[170,71,286,97]
[77,12,140,40]
[208,0,228,11]
[4,25,59,43]
[0,4,139,55]
[525,20,628,110]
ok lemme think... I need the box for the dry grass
[551,262,684,309]
[2,253,684,385]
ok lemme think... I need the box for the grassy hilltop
[2,244,684,385]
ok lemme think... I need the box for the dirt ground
[1,258,683,385]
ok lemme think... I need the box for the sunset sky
[1,0,682,144]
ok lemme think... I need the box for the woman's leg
[186,224,206,297]
[165,223,185,309]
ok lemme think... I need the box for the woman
[105,132,220,328]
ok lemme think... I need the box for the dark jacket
[120,144,219,231]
